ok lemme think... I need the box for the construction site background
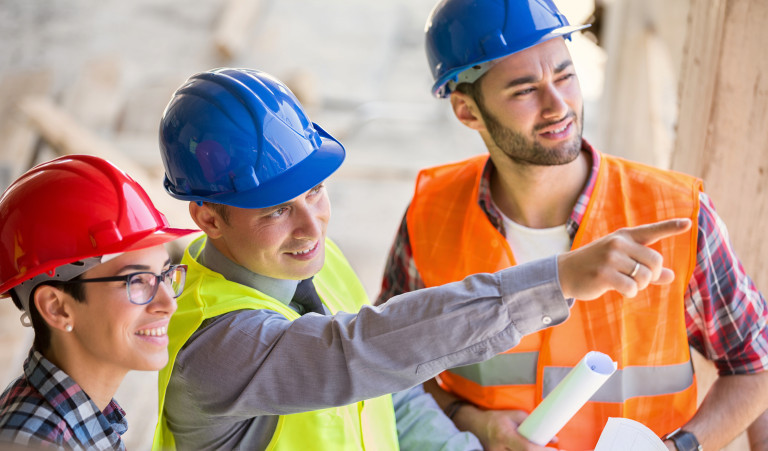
[0,0,760,449]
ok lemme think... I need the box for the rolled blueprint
[517,351,617,446]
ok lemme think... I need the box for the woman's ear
[34,285,75,333]
[450,91,486,131]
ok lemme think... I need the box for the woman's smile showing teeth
[136,326,168,337]
[135,322,171,346]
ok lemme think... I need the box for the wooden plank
[61,56,124,133]
[214,0,261,59]
[672,0,768,449]
[18,96,148,178]
[597,0,689,168]
[0,71,53,184]
[673,0,768,296]
[112,78,180,175]
[16,96,197,235]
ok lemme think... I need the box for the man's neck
[488,150,590,229]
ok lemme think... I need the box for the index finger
[623,218,692,246]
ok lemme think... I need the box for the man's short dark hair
[204,202,230,225]
[455,81,485,107]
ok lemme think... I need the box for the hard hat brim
[431,24,591,98]
[165,122,346,209]
[0,226,199,297]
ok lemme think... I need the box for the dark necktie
[292,277,326,315]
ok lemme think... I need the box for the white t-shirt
[497,207,571,264]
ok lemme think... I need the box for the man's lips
[538,118,574,139]
[286,241,320,260]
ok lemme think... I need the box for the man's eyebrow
[270,201,291,210]
[554,59,574,74]
[505,75,538,88]
[258,200,292,213]
[262,184,323,212]
[503,60,574,89]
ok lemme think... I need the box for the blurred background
[1,0,765,449]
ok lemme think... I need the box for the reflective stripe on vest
[408,147,702,450]
[152,236,399,451]
[450,352,694,401]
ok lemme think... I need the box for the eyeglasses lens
[166,266,186,297]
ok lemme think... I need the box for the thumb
[624,218,691,246]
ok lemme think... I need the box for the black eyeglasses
[60,264,187,305]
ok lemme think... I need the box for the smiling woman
[0,155,197,450]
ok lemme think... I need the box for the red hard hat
[0,155,198,300]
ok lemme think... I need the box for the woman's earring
[64,324,73,332]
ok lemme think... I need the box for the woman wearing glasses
[0,155,197,450]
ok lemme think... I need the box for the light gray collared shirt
[165,239,569,450]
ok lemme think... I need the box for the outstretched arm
[175,219,690,417]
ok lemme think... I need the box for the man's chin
[294,253,326,280]
[535,140,582,166]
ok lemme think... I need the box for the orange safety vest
[406,150,702,449]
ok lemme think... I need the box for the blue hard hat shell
[160,68,345,209]
[426,0,590,97]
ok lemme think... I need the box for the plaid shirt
[0,349,127,450]
[377,141,768,376]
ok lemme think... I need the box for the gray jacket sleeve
[172,256,569,418]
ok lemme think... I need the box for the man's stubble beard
[478,101,584,167]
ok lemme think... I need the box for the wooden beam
[672,0,768,448]
[673,0,768,296]
[62,56,124,132]
[16,96,197,234]
[18,96,148,178]
[0,71,53,184]
[214,0,261,60]
[597,0,689,168]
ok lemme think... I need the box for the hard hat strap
[13,256,104,319]
[446,60,499,95]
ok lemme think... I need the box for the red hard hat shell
[0,155,197,295]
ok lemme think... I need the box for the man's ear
[34,285,74,333]
[189,202,225,239]
[450,91,486,131]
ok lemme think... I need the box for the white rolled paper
[517,351,617,446]
[594,417,667,450]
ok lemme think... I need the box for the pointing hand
[557,218,692,299]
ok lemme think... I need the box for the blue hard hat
[159,68,345,209]
[426,0,590,98]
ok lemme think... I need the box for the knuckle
[596,265,612,280]
[604,248,623,266]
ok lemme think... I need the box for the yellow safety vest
[153,236,399,451]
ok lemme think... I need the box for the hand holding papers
[517,351,617,446]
